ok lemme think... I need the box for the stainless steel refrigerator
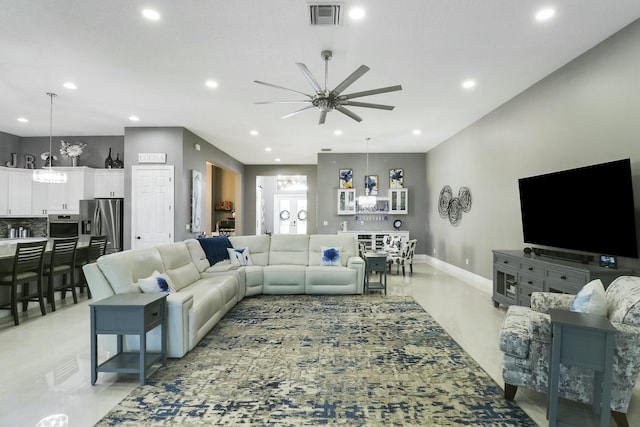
[79,198,123,254]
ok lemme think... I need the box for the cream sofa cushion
[156,242,202,291]
[269,234,309,265]
[308,234,357,267]
[229,235,270,266]
[96,247,163,294]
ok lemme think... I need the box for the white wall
[425,19,640,279]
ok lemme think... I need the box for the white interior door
[273,195,307,234]
[131,165,174,249]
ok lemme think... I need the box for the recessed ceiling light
[142,9,160,21]
[250,130,259,136]
[205,80,218,89]
[265,147,272,152]
[412,129,421,135]
[63,82,77,90]
[334,130,343,136]
[129,116,140,121]
[462,80,476,89]
[17,117,28,123]
[349,7,365,20]
[535,8,555,21]
[275,158,281,162]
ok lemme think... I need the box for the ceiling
[1,1,639,165]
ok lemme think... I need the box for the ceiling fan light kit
[255,50,402,124]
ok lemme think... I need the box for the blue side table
[548,309,616,427]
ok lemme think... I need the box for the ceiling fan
[254,50,402,125]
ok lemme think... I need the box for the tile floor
[0,262,638,426]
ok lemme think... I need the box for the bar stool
[45,237,79,312]
[0,240,47,325]
[76,235,108,299]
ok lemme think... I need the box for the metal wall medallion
[438,185,472,227]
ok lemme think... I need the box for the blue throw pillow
[321,246,341,266]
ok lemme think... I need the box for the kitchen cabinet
[0,168,33,216]
[47,167,95,213]
[388,189,408,214]
[94,169,124,198]
[31,180,49,215]
[337,189,357,215]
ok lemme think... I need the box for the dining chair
[45,237,79,311]
[75,235,108,299]
[0,240,47,325]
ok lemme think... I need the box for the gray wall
[242,165,318,235]
[425,19,640,279]
[123,127,245,248]
[316,152,427,254]
[0,132,123,169]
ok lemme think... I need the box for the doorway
[256,175,307,235]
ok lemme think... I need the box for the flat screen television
[518,158,638,258]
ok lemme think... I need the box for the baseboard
[423,255,492,295]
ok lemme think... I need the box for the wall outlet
[186,224,190,230]
[323,220,328,226]
[465,258,469,265]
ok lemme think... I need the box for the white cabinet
[388,189,408,214]
[47,167,94,213]
[7,170,33,215]
[32,180,49,215]
[339,230,410,251]
[94,169,124,197]
[337,189,357,215]
[0,168,34,216]
[0,169,8,215]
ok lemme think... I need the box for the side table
[364,252,387,295]
[90,293,167,385]
[548,309,616,427]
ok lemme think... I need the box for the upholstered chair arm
[530,292,574,314]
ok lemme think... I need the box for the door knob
[136,236,141,240]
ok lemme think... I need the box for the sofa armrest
[83,263,116,302]
[531,292,574,314]
[347,256,365,294]
[165,292,194,358]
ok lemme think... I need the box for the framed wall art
[365,175,379,196]
[339,168,353,188]
[390,168,404,188]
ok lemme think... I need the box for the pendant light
[33,92,67,184]
[358,137,376,210]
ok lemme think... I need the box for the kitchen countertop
[0,236,91,261]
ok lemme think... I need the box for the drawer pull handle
[151,312,158,317]
[503,260,508,264]
[528,267,533,271]
[528,281,533,285]
[560,276,567,280]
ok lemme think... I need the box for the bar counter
[0,236,91,271]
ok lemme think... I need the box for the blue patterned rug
[96,295,535,426]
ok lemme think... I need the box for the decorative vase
[113,153,123,168]
[72,156,78,167]
[105,147,114,169]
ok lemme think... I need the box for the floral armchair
[387,239,417,276]
[498,276,640,426]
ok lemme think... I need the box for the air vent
[309,4,341,26]
[321,148,332,152]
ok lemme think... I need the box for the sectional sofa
[83,234,364,358]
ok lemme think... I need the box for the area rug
[96,295,535,426]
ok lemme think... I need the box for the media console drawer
[492,250,632,308]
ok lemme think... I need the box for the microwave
[48,214,80,238]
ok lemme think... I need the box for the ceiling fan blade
[332,65,370,96]
[281,105,315,120]
[254,80,313,98]
[254,100,312,104]
[335,105,362,122]
[340,100,395,111]
[296,63,323,93]
[318,110,328,125]
[340,84,403,100]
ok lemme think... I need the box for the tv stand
[531,248,593,264]
[492,250,632,308]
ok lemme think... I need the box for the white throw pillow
[138,271,176,293]
[228,247,252,266]
[570,279,607,316]
[320,246,341,266]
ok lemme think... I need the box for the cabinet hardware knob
[136,236,141,240]
[528,281,533,285]
[151,312,158,317]
[528,267,533,271]
[561,276,567,280]
[503,260,508,264]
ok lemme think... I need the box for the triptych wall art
[339,168,405,191]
